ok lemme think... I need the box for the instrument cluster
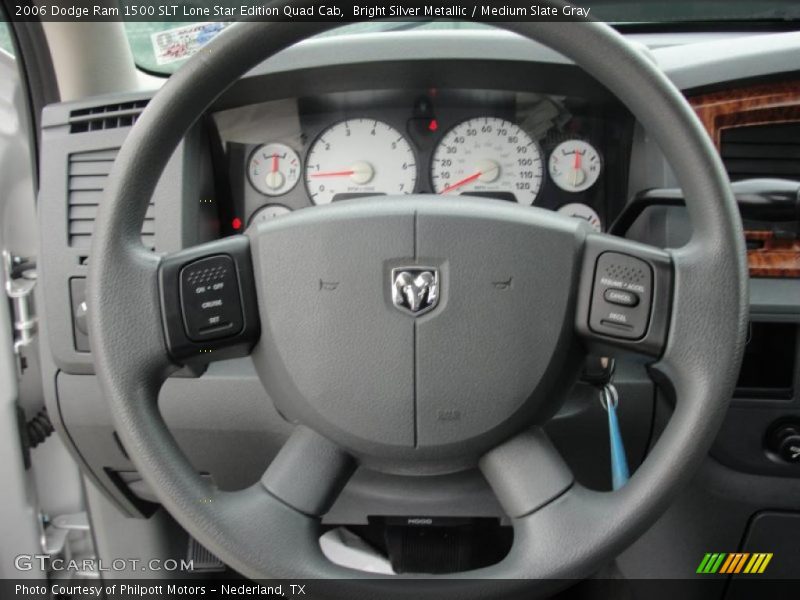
[219,90,625,235]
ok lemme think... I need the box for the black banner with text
[4,0,595,22]
[5,578,800,600]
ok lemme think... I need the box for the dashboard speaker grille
[68,100,149,134]
[67,149,155,250]
[721,123,800,180]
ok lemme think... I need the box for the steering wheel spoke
[575,232,673,360]
[157,235,260,366]
[480,428,574,519]
[261,426,357,517]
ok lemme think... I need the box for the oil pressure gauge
[558,202,602,232]
[249,204,291,227]
[248,143,301,196]
[548,140,601,193]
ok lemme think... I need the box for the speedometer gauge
[431,117,543,205]
[305,119,417,205]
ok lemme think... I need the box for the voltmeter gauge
[548,140,601,193]
[248,143,301,196]
[249,204,292,227]
[558,203,602,232]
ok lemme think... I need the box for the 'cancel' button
[604,288,639,307]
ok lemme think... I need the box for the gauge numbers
[558,203,602,232]
[305,119,417,205]
[248,143,301,196]
[548,140,602,192]
[431,117,543,205]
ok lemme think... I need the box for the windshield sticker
[151,22,230,65]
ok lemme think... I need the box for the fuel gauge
[549,140,601,193]
[248,143,301,196]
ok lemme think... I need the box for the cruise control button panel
[589,252,653,340]
[159,235,260,365]
[180,256,243,341]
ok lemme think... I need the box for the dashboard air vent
[67,149,155,250]
[69,100,149,134]
[720,123,800,181]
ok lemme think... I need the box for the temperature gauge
[558,203,602,232]
[248,143,301,196]
[548,140,601,193]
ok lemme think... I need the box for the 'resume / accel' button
[604,288,639,307]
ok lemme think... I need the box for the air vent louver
[67,149,155,250]
[69,100,149,134]
[721,123,800,181]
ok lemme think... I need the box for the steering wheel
[88,5,748,596]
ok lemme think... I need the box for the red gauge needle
[439,171,482,194]
[271,153,279,173]
[309,170,356,178]
[571,151,585,187]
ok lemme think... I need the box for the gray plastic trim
[243,30,571,79]
[654,30,800,91]
[38,96,215,374]
[241,29,800,94]
[750,279,800,323]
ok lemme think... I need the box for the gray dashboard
[36,28,800,521]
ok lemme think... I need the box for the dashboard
[35,30,800,564]
[213,88,633,235]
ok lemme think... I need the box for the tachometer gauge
[548,140,602,193]
[305,119,416,205]
[558,203,602,231]
[248,143,301,196]
[431,117,543,205]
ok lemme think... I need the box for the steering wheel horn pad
[88,6,748,595]
[251,197,585,465]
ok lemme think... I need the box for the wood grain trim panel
[746,231,800,278]
[688,81,800,278]
[689,80,800,149]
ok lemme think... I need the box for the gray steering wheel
[88,6,748,597]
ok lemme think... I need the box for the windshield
[125,0,800,75]
[0,21,13,56]
[126,21,486,74]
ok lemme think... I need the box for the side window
[0,20,14,57]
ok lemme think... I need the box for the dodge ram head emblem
[391,267,439,316]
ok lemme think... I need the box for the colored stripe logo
[697,553,773,574]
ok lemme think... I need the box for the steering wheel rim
[88,5,748,595]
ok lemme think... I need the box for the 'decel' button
[604,288,639,307]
